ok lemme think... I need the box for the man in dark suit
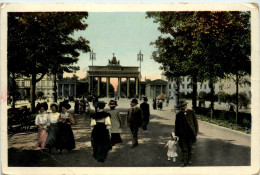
[175,99,199,167]
[127,98,143,148]
[140,97,150,131]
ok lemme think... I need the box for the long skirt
[56,123,75,150]
[45,124,59,148]
[111,133,122,146]
[91,123,112,162]
[36,128,48,149]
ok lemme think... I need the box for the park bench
[8,106,36,134]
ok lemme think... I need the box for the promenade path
[8,98,250,167]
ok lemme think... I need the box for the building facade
[167,76,251,99]
[15,74,55,99]
[145,79,168,99]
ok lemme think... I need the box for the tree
[146,12,250,116]
[71,74,79,81]
[8,12,90,112]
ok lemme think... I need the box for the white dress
[166,140,178,157]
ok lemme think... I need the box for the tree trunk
[192,75,197,110]
[30,73,36,113]
[174,77,180,112]
[53,73,57,102]
[236,72,239,123]
[11,72,16,109]
[209,81,215,119]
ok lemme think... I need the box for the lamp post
[89,49,96,95]
[137,50,143,100]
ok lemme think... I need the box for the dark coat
[175,109,199,142]
[127,107,143,127]
[140,102,150,119]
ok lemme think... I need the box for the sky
[65,12,163,83]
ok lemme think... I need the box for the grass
[197,115,251,135]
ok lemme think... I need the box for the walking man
[140,97,150,131]
[127,99,143,148]
[175,99,198,167]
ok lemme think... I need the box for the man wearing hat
[175,99,198,167]
[140,97,150,131]
[127,99,143,148]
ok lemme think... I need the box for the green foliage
[146,12,250,111]
[8,12,91,111]
[8,12,90,76]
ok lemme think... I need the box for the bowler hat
[143,97,148,101]
[178,99,188,107]
[97,101,106,109]
[131,98,138,104]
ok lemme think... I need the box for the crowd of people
[34,97,198,167]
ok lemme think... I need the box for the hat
[50,103,59,111]
[143,97,148,102]
[131,98,138,104]
[178,99,188,107]
[97,101,106,109]
[61,103,71,110]
[109,100,117,107]
[37,102,48,111]
[171,132,179,141]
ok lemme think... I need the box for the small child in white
[165,132,179,162]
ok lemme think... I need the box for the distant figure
[165,132,179,162]
[74,98,79,114]
[158,99,163,110]
[153,98,156,110]
[127,99,143,148]
[166,97,169,107]
[107,100,122,146]
[85,101,91,115]
[90,101,112,163]
[93,96,99,113]
[140,97,150,130]
[175,99,199,167]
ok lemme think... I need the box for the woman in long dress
[90,101,112,163]
[35,102,49,151]
[45,103,60,153]
[56,103,75,153]
[107,100,122,146]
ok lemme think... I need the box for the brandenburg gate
[87,55,140,98]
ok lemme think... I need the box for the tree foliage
[146,11,251,111]
[8,12,91,112]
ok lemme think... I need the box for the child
[165,132,179,162]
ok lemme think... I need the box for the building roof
[146,79,168,86]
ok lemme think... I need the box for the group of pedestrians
[90,97,151,162]
[35,101,75,154]
[34,97,198,167]
[153,98,164,110]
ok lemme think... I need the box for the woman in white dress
[45,103,60,153]
[35,102,49,151]
[107,100,122,146]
